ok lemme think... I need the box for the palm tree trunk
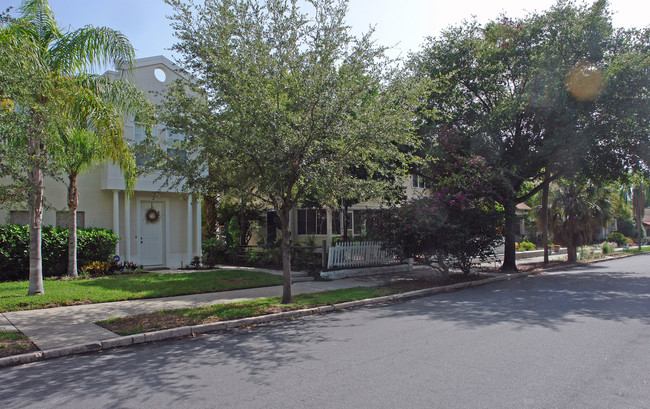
[567,244,577,263]
[27,137,45,295]
[67,173,79,278]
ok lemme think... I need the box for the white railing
[327,241,396,269]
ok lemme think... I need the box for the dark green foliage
[0,225,118,281]
[411,1,650,270]
[617,219,636,238]
[216,201,264,246]
[0,226,29,282]
[367,192,502,275]
[607,232,628,247]
[201,237,229,267]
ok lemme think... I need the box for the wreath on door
[145,208,160,223]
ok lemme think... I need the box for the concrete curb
[0,252,641,369]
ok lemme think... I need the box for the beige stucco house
[1,56,201,269]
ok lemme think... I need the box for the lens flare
[565,63,604,101]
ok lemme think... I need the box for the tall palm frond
[49,26,136,74]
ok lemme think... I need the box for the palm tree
[2,0,142,294]
[53,77,149,277]
[550,179,613,263]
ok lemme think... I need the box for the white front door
[140,201,165,266]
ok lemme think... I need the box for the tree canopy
[411,0,650,270]
[162,0,427,302]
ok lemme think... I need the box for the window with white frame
[412,174,427,189]
[297,209,328,235]
[296,208,370,236]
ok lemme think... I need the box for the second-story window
[134,125,157,167]
[167,148,187,162]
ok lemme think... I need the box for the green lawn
[98,286,400,335]
[623,245,650,254]
[0,270,283,312]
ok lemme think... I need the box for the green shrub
[601,241,614,255]
[244,247,260,264]
[202,237,229,266]
[0,225,29,281]
[77,228,119,267]
[517,240,536,251]
[0,225,118,282]
[606,232,627,247]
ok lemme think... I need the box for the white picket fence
[327,241,396,269]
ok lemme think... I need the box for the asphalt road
[1,255,648,409]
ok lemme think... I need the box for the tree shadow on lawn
[372,263,650,331]
[72,270,282,296]
[0,314,356,408]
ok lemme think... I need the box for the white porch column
[124,194,131,262]
[195,196,202,258]
[112,191,120,257]
[187,194,193,264]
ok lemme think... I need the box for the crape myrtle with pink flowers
[367,131,504,275]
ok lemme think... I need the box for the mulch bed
[0,334,39,358]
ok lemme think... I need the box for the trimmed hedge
[0,225,118,282]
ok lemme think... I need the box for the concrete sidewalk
[1,276,383,351]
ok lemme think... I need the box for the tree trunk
[204,193,219,239]
[280,206,292,304]
[633,184,644,251]
[567,244,577,263]
[500,201,518,272]
[541,180,549,264]
[27,137,45,295]
[67,173,79,278]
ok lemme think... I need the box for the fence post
[322,240,327,268]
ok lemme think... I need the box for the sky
[5,0,650,67]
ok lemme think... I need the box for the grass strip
[0,270,283,312]
[0,331,38,358]
[623,246,650,254]
[98,286,400,336]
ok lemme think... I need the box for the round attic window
[154,68,167,83]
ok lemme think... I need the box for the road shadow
[0,312,357,408]
[1,257,647,408]
[370,264,650,331]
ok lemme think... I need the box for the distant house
[515,203,531,240]
[264,173,428,246]
[1,56,201,269]
[643,208,650,238]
